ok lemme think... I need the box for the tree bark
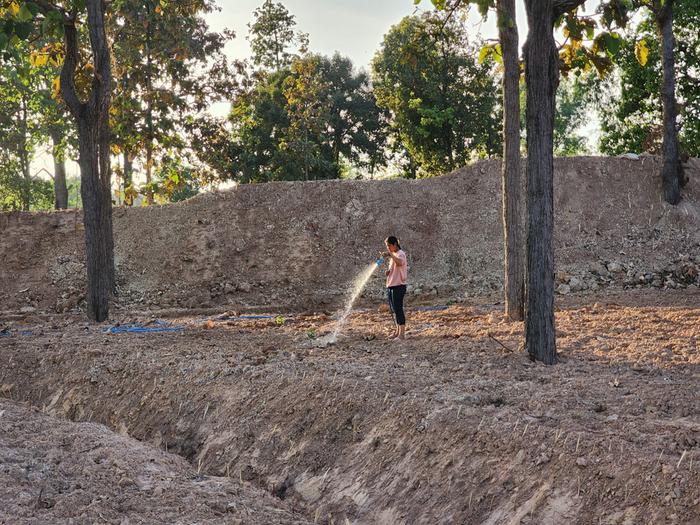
[657,0,681,204]
[59,0,115,322]
[18,93,31,211]
[19,152,31,211]
[497,0,524,322]
[552,0,586,18]
[145,12,155,205]
[50,128,68,209]
[523,0,559,364]
[123,149,134,202]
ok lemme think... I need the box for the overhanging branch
[32,0,71,22]
[60,20,85,118]
[552,0,587,19]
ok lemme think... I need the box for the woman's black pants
[387,285,407,326]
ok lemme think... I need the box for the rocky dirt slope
[0,398,310,524]
[1,156,698,316]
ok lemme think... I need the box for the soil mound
[0,398,309,524]
[1,156,698,316]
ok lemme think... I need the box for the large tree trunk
[59,0,114,322]
[77,119,113,321]
[523,0,559,364]
[657,0,682,204]
[50,128,68,209]
[497,0,524,322]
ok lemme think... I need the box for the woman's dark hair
[385,236,401,250]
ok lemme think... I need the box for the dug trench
[1,292,699,524]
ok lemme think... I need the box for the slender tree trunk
[18,95,31,211]
[123,149,132,187]
[145,140,154,204]
[657,1,681,204]
[523,0,558,364]
[19,148,31,211]
[123,148,134,204]
[274,30,281,69]
[19,155,31,211]
[50,128,68,209]
[145,9,155,205]
[497,0,524,322]
[438,39,455,170]
[59,0,115,321]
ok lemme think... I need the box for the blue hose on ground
[412,305,449,311]
[104,320,184,334]
[216,314,278,321]
[0,329,33,337]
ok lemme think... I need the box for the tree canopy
[372,12,501,177]
[600,2,700,157]
[228,53,387,182]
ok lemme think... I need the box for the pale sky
[205,0,602,70]
[203,0,531,119]
[204,0,529,72]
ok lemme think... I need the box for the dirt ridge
[1,156,698,316]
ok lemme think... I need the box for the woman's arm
[382,251,405,266]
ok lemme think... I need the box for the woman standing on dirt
[381,236,408,340]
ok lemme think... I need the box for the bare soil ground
[1,289,699,524]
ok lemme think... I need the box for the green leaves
[559,29,621,78]
[109,0,237,190]
[474,0,492,17]
[0,38,70,212]
[229,53,387,182]
[0,1,57,49]
[601,32,622,57]
[248,0,304,70]
[372,13,501,176]
[600,1,700,157]
[14,20,31,39]
[600,0,632,30]
[16,2,35,22]
[416,0,493,17]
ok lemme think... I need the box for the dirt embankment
[1,291,699,523]
[1,156,699,316]
[0,399,310,524]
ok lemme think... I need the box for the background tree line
[1,0,698,214]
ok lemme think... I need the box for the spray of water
[326,261,381,344]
